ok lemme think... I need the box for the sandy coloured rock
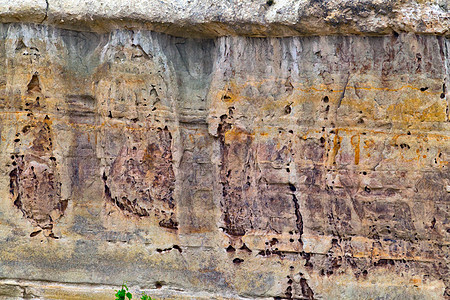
[0,1,449,299]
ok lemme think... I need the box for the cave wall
[0,21,449,299]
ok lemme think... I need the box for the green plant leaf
[126,291,132,299]
[115,284,129,300]
[141,292,153,300]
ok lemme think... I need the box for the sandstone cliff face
[1,0,449,36]
[0,1,449,299]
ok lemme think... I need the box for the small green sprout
[115,283,133,300]
[140,292,153,300]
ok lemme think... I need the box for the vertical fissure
[291,192,303,246]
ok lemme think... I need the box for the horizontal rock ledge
[0,0,448,37]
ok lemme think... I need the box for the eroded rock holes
[103,126,178,228]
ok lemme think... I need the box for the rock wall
[1,0,448,36]
[0,1,449,299]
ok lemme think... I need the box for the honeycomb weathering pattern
[103,126,177,228]
[9,120,66,237]
[0,23,448,299]
[218,122,303,239]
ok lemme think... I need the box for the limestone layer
[0,0,449,37]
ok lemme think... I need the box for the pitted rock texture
[0,23,449,300]
[9,114,66,237]
[218,123,304,239]
[103,126,177,227]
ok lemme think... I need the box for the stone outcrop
[0,1,449,299]
[0,0,449,37]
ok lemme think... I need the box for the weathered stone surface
[0,0,449,37]
[0,14,448,300]
[104,126,177,227]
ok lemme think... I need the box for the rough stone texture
[0,0,449,37]
[0,4,449,299]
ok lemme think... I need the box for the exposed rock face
[0,0,449,37]
[0,1,449,299]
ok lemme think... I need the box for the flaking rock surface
[0,6,449,300]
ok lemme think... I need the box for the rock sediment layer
[0,0,449,37]
[0,1,449,299]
